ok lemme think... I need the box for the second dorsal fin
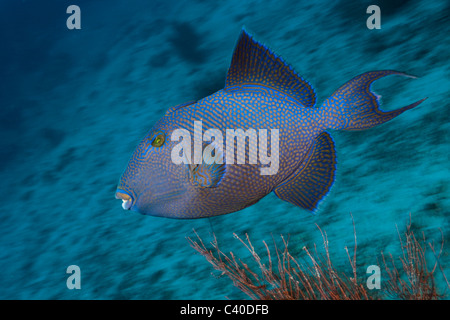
[225,29,316,108]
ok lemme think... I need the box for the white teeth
[122,199,132,210]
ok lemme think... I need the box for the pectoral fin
[274,132,336,212]
[186,140,226,188]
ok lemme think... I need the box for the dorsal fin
[165,100,196,116]
[225,29,316,108]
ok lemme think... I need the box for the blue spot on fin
[186,141,226,188]
[165,100,196,116]
[225,28,316,108]
[273,132,336,212]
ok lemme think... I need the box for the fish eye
[151,132,165,147]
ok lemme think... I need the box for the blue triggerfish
[115,29,426,218]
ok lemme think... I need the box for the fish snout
[115,191,133,210]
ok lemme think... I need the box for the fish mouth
[115,190,134,210]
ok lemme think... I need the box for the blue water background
[0,0,448,299]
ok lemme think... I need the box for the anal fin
[274,132,337,212]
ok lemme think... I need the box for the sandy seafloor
[0,0,448,299]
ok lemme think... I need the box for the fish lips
[115,190,134,211]
[115,189,156,215]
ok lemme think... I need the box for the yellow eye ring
[151,133,165,147]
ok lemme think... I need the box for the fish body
[115,29,425,219]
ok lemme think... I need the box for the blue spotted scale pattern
[115,29,426,219]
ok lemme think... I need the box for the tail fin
[322,70,427,131]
